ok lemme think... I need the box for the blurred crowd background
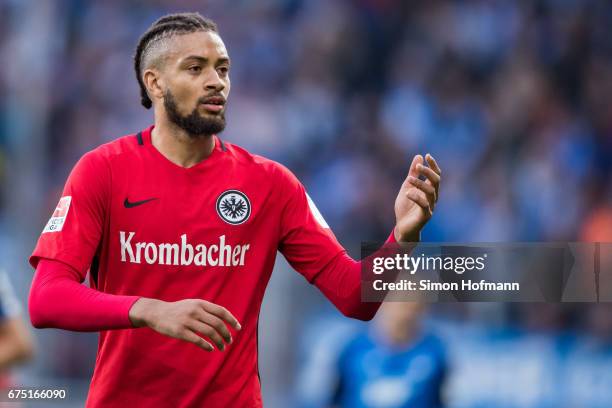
[0,0,611,407]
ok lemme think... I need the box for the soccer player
[28,12,441,407]
[325,302,446,408]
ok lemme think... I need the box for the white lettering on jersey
[43,196,72,233]
[306,193,329,229]
[119,232,250,267]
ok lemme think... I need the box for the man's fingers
[182,329,214,352]
[188,320,226,351]
[407,155,424,179]
[406,189,432,216]
[417,163,440,189]
[407,176,436,207]
[198,312,233,345]
[425,153,441,176]
[201,301,242,331]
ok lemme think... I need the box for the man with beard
[27,12,441,408]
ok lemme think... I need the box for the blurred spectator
[580,205,612,242]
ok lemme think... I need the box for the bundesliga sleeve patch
[43,196,72,233]
[306,193,329,229]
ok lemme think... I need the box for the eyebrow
[182,55,231,65]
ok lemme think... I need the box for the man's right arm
[28,258,139,331]
[29,258,241,351]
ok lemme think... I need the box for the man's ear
[143,69,165,102]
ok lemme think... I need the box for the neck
[151,117,216,168]
[386,328,415,346]
[375,321,419,347]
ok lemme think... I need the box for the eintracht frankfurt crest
[216,190,251,225]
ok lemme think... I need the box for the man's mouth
[200,96,225,113]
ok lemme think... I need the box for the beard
[163,89,226,138]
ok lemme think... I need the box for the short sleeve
[29,150,110,280]
[277,164,345,283]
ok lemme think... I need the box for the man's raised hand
[394,153,441,242]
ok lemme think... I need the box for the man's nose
[204,68,224,92]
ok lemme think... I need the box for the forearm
[0,319,34,370]
[29,259,140,331]
[313,253,378,321]
[312,230,403,321]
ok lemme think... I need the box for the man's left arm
[0,319,34,370]
[0,271,34,370]
[278,154,441,321]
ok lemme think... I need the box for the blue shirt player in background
[297,301,446,408]
[331,301,446,408]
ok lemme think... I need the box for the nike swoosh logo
[124,197,157,208]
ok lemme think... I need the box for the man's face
[159,30,231,137]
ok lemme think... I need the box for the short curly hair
[134,12,218,109]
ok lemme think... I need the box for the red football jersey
[30,125,352,407]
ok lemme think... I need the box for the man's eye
[218,66,229,75]
[188,66,202,73]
